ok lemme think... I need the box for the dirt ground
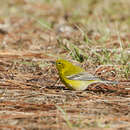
[0,0,129,129]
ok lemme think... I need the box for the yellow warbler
[56,59,118,90]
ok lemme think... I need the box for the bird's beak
[50,61,56,65]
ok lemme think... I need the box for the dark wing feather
[66,72,101,81]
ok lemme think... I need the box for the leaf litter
[0,0,129,129]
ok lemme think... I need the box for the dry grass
[0,0,129,129]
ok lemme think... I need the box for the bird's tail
[102,80,119,85]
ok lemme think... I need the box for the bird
[56,59,118,90]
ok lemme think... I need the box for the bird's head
[56,59,72,72]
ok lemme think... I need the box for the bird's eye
[57,62,62,65]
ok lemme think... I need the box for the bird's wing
[66,72,101,81]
